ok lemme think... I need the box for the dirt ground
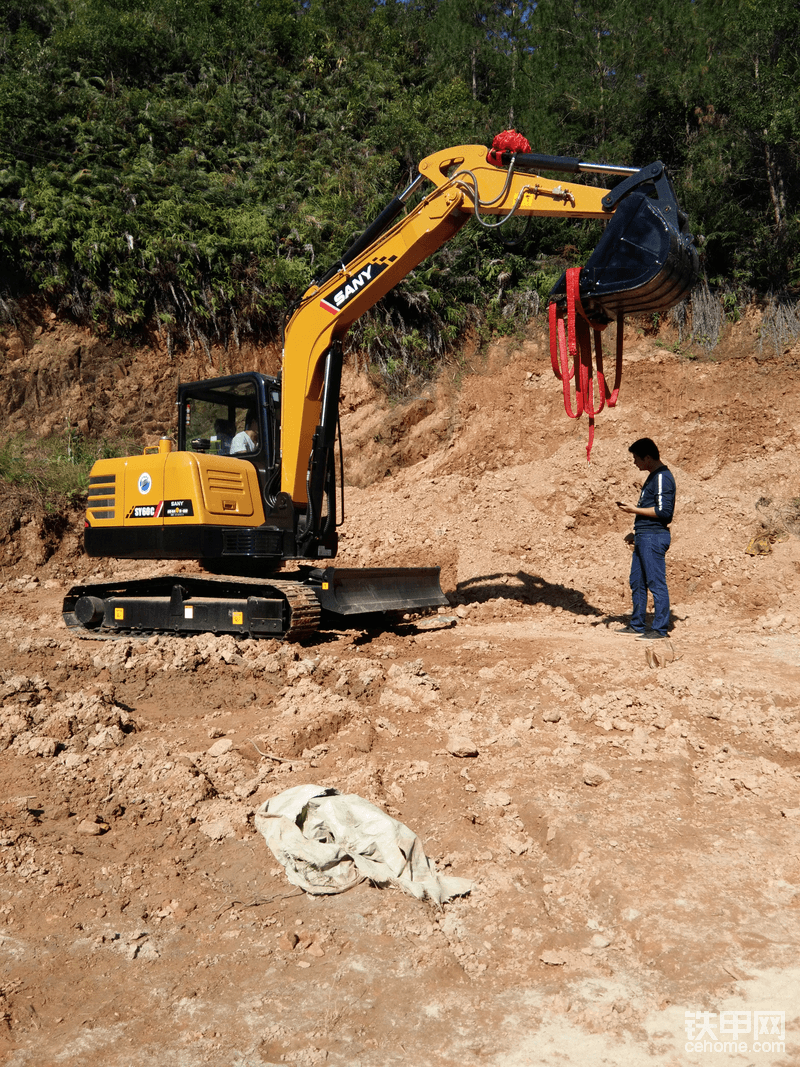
[2,311,800,1066]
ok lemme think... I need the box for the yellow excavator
[63,136,698,639]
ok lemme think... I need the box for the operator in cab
[230,410,259,454]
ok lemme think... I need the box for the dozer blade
[309,566,449,616]
[550,189,700,322]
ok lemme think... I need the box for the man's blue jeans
[629,528,671,635]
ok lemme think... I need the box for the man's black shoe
[637,631,668,640]
[613,625,643,636]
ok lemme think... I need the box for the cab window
[183,383,260,458]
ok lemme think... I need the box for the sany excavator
[63,132,699,640]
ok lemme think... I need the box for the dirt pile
[1,313,800,1065]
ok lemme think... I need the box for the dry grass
[759,294,800,356]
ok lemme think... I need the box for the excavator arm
[281,140,698,530]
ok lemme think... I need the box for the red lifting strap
[548,268,623,461]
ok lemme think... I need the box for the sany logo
[333,264,375,306]
[320,261,388,315]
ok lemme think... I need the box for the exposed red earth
[1,309,800,1066]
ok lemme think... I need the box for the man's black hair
[629,437,660,461]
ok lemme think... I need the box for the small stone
[278,932,299,951]
[348,723,375,753]
[415,616,457,631]
[208,738,233,758]
[198,819,234,841]
[542,708,561,723]
[582,762,610,787]
[87,726,124,750]
[136,940,161,960]
[501,834,529,855]
[306,943,325,958]
[77,818,107,836]
[26,737,58,758]
[49,802,72,822]
[63,753,88,769]
[591,933,612,948]
[447,735,479,758]
[630,726,650,753]
[540,950,567,966]
[645,644,675,669]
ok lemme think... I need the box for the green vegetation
[0,429,135,508]
[1,0,799,379]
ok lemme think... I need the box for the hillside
[1,314,800,1065]
[3,0,799,359]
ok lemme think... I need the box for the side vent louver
[87,474,116,520]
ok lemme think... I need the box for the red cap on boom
[486,129,532,166]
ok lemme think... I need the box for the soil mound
[2,310,800,1065]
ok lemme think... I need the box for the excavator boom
[281,143,697,510]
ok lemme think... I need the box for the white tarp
[254,784,473,905]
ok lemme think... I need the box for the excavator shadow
[455,570,604,619]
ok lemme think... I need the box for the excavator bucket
[549,163,699,322]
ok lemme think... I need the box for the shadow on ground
[455,570,604,616]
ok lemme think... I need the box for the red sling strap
[549,267,623,460]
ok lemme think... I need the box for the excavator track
[263,579,322,640]
[63,566,447,643]
[62,572,322,642]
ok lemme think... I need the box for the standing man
[615,438,675,640]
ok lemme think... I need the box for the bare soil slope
[1,312,800,1066]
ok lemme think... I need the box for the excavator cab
[178,373,280,469]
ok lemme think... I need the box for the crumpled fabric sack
[254,784,473,904]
